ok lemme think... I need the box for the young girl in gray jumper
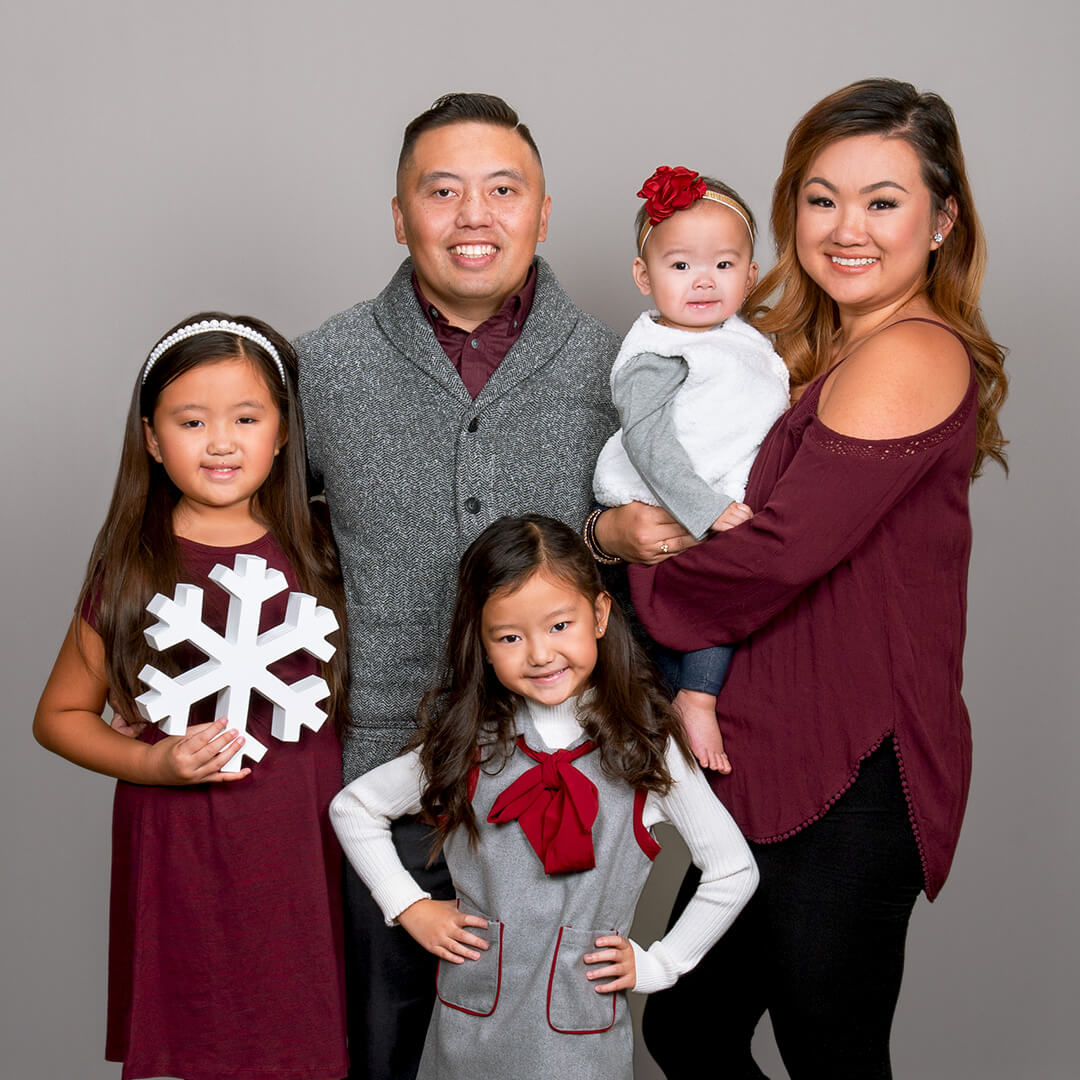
[592,167,789,773]
[331,515,756,1080]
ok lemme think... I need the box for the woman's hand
[594,503,698,565]
[145,719,250,784]
[398,899,490,964]
[586,934,636,992]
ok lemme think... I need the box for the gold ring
[659,541,669,554]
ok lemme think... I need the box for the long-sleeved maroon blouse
[629,326,978,899]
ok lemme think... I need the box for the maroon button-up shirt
[412,265,537,398]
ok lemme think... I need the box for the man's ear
[391,196,408,246]
[536,193,552,243]
[632,257,653,298]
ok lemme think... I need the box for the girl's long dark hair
[416,515,690,850]
[76,312,349,736]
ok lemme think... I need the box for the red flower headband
[636,165,754,255]
[638,165,707,226]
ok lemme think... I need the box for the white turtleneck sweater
[330,696,758,994]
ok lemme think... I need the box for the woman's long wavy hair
[416,515,690,851]
[745,77,1008,477]
[76,312,349,736]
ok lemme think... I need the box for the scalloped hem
[746,732,932,897]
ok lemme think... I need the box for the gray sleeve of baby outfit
[613,351,732,539]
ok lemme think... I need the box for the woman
[621,79,1008,1078]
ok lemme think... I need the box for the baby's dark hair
[635,174,757,254]
[415,514,690,852]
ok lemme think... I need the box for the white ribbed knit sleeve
[629,744,759,994]
[329,751,430,926]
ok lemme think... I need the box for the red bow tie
[487,736,599,875]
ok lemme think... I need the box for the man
[295,93,623,1080]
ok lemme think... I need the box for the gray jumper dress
[418,710,660,1080]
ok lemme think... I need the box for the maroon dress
[630,325,977,899]
[99,533,348,1080]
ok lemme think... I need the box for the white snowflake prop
[135,554,339,771]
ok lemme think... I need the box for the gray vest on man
[296,257,620,782]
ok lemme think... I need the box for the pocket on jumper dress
[546,925,618,1034]
[435,907,503,1017]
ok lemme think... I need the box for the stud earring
[932,231,944,244]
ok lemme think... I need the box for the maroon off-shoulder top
[629,326,978,899]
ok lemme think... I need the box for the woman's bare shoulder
[818,319,970,441]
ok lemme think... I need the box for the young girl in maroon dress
[34,314,349,1080]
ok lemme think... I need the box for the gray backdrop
[3,2,1076,1078]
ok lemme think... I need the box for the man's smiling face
[392,121,551,332]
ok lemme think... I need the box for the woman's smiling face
[795,134,953,319]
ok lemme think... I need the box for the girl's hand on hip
[146,718,250,784]
[398,899,490,963]
[585,934,636,992]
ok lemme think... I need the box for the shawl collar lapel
[370,256,579,406]
[474,257,578,408]
[371,259,473,402]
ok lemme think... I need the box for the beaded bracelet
[583,507,623,565]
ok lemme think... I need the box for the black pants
[643,745,923,1080]
[343,816,455,1080]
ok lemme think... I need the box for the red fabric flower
[637,166,707,225]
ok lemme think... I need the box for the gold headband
[637,190,755,256]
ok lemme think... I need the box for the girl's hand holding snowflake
[146,718,251,784]
[398,898,490,964]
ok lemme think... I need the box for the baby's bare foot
[675,693,732,774]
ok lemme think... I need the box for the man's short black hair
[398,92,542,173]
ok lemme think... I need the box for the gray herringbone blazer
[296,258,620,781]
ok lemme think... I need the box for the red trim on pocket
[633,789,661,860]
[545,926,618,1034]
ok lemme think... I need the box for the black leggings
[643,744,923,1080]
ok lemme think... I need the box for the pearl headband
[142,319,286,386]
[638,190,756,256]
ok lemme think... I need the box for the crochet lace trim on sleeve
[806,388,974,460]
